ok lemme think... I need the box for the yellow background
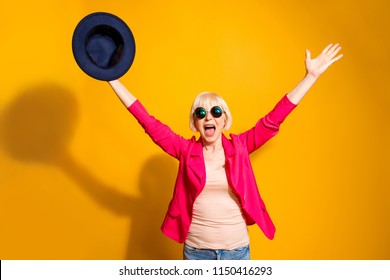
[1,0,389,259]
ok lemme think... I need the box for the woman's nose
[205,111,213,120]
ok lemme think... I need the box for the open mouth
[204,125,216,137]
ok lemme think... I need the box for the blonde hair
[189,92,232,132]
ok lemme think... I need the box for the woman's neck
[202,136,223,154]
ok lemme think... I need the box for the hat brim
[72,12,136,81]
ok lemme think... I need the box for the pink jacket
[128,95,296,243]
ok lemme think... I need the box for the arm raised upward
[107,79,137,108]
[287,43,343,105]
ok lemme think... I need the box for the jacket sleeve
[237,95,297,154]
[127,100,189,159]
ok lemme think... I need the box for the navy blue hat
[72,12,136,81]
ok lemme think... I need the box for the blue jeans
[183,243,250,260]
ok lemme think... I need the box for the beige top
[185,147,249,250]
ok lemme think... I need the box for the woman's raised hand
[305,43,343,79]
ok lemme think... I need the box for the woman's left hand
[305,43,343,79]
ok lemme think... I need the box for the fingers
[322,43,333,54]
[331,53,344,63]
[305,49,311,60]
[329,43,342,56]
[324,43,343,58]
[328,43,339,53]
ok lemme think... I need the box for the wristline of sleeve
[127,99,155,128]
[269,94,298,124]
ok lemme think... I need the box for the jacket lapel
[222,134,243,197]
[187,135,236,194]
[222,134,235,158]
[187,139,206,190]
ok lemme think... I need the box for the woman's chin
[200,133,222,146]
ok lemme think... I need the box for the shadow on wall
[128,154,182,259]
[1,83,78,163]
[0,83,182,259]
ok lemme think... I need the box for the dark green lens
[194,107,207,119]
[211,106,223,118]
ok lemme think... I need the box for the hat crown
[85,25,124,69]
[72,12,135,81]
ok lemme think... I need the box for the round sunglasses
[193,106,223,119]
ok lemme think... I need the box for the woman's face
[193,104,226,146]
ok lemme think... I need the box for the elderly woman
[108,43,343,260]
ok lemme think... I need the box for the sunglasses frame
[193,106,223,119]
